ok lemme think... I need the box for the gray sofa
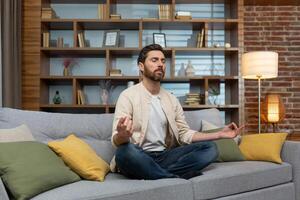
[0,107,299,200]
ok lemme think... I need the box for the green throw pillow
[202,128,245,162]
[0,141,81,200]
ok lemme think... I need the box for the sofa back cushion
[0,107,223,163]
[0,108,115,162]
[0,108,114,142]
[184,108,223,131]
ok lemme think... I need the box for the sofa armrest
[0,178,9,200]
[281,141,300,200]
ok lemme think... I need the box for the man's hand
[114,116,133,145]
[218,123,244,139]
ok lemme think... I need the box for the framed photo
[153,33,166,48]
[103,30,120,47]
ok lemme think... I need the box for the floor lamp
[241,51,278,133]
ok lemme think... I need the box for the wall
[244,6,300,134]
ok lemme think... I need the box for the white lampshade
[242,51,278,79]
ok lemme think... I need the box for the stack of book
[158,4,171,19]
[175,11,192,20]
[77,32,86,48]
[196,28,205,48]
[97,4,107,19]
[77,90,85,105]
[110,14,121,20]
[110,69,122,76]
[42,31,50,47]
[41,7,57,19]
[184,93,201,106]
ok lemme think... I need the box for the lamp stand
[258,76,262,134]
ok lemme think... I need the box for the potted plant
[208,85,220,105]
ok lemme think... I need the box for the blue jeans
[115,141,218,180]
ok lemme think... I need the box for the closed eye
[151,58,166,64]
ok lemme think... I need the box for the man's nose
[158,60,164,66]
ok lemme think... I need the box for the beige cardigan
[110,82,197,171]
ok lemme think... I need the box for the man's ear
[138,62,144,74]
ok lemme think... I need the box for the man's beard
[143,66,165,82]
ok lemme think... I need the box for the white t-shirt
[141,95,167,152]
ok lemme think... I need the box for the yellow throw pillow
[239,133,288,164]
[48,134,110,181]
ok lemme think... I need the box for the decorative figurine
[185,60,195,77]
[52,90,62,104]
[178,63,186,77]
[225,43,231,48]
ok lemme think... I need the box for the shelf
[41,48,107,56]
[40,104,239,109]
[182,105,239,109]
[41,76,238,81]
[41,47,238,53]
[41,19,239,24]
[162,76,238,82]
[40,104,115,108]
[49,0,105,3]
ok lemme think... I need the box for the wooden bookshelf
[22,0,243,124]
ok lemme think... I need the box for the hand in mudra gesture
[219,122,244,139]
[116,116,133,140]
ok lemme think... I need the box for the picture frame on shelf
[103,30,120,47]
[153,33,166,48]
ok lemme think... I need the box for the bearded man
[111,44,243,180]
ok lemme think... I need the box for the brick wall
[244,6,300,134]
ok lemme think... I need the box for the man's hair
[137,44,165,65]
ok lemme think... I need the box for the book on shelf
[77,90,85,105]
[175,15,192,20]
[175,11,192,20]
[176,11,191,16]
[109,69,122,76]
[142,17,157,20]
[110,73,123,77]
[158,4,170,19]
[184,93,201,105]
[41,7,57,19]
[110,14,121,20]
[200,28,205,47]
[196,28,205,48]
[97,4,107,19]
[42,31,49,47]
[56,37,64,48]
[77,32,86,48]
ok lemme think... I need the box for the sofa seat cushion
[191,161,292,200]
[31,173,193,200]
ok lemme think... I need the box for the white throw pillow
[0,124,35,142]
[201,120,241,144]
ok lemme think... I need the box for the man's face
[139,50,166,82]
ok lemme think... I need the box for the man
[111,44,243,180]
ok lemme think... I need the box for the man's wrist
[114,133,130,146]
[215,131,222,139]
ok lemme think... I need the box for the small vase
[101,89,109,105]
[209,95,218,105]
[53,90,62,104]
[185,60,195,77]
[178,63,186,77]
[63,67,69,76]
